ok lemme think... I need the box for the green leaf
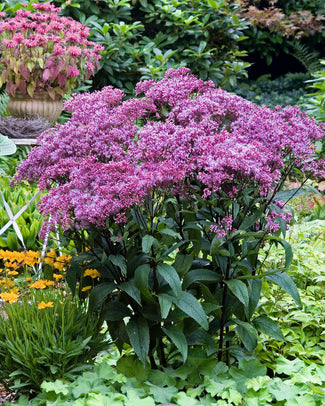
[235,319,258,351]
[162,326,188,362]
[182,269,221,289]
[278,240,293,268]
[0,134,16,156]
[120,280,142,306]
[126,317,149,366]
[109,254,127,274]
[252,315,285,341]
[101,302,131,321]
[158,293,173,319]
[134,264,153,301]
[157,263,181,297]
[248,278,262,318]
[142,235,155,254]
[173,254,193,276]
[266,271,302,307]
[226,279,249,308]
[175,291,208,330]
[89,282,116,312]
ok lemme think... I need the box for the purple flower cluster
[0,2,103,98]
[15,68,325,234]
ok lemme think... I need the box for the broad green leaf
[157,263,181,297]
[109,254,127,274]
[162,326,188,362]
[248,278,262,318]
[182,269,221,289]
[101,302,131,321]
[158,293,173,319]
[278,240,293,268]
[175,291,208,330]
[120,280,142,306]
[235,319,258,351]
[239,208,264,231]
[126,317,149,366]
[266,271,302,307]
[173,254,193,276]
[89,282,116,312]
[0,134,16,156]
[226,279,249,308]
[134,264,153,300]
[142,235,156,254]
[252,315,285,341]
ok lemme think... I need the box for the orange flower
[38,301,54,309]
[0,291,18,303]
[83,268,101,279]
[43,250,56,266]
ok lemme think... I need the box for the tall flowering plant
[0,2,103,99]
[15,69,325,367]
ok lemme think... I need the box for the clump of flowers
[15,68,325,232]
[14,68,325,364]
[0,2,103,99]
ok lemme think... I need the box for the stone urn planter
[7,91,63,124]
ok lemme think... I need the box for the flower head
[38,301,54,309]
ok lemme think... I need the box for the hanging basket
[7,91,63,124]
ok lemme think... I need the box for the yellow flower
[83,268,101,279]
[46,280,55,287]
[7,270,18,276]
[81,285,92,292]
[3,279,15,288]
[53,273,63,281]
[53,253,72,271]
[38,301,54,309]
[43,250,56,266]
[0,291,18,303]
[29,279,55,289]
[25,277,32,282]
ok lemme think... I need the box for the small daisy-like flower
[0,291,19,304]
[81,285,92,292]
[83,268,101,279]
[38,301,54,309]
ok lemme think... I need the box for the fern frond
[288,41,322,74]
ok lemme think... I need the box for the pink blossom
[14,68,325,234]
[68,46,82,57]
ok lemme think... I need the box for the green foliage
[300,60,325,124]
[0,134,16,157]
[0,289,109,395]
[236,72,309,107]
[0,175,43,250]
[8,351,325,405]
[257,220,325,366]
[55,0,250,93]
[66,183,298,368]
[238,0,325,68]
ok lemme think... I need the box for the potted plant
[0,2,104,123]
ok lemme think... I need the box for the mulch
[0,386,16,405]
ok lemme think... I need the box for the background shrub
[52,0,251,93]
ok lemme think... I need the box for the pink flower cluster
[15,68,325,234]
[0,2,103,98]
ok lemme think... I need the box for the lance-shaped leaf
[266,271,301,308]
[157,263,181,297]
[126,317,149,366]
[252,315,285,341]
[175,291,208,330]
[162,326,188,362]
[226,279,249,308]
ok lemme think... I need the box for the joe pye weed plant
[15,68,325,368]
